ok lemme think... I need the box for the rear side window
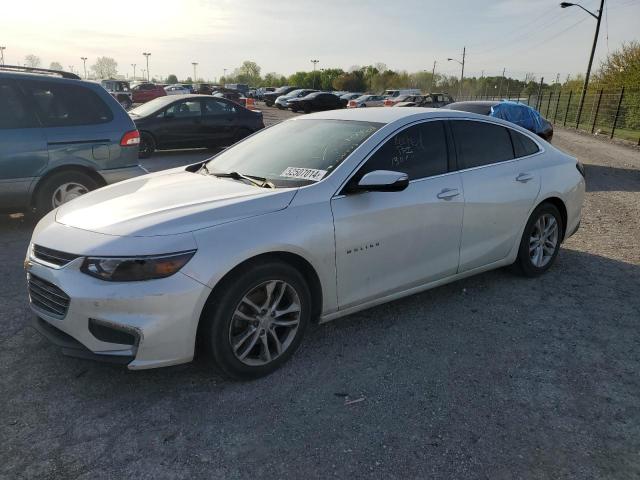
[510,129,540,157]
[359,121,448,180]
[451,120,514,169]
[22,81,113,127]
[0,81,37,129]
[204,99,236,114]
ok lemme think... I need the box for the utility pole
[223,68,227,81]
[80,57,88,78]
[142,52,151,81]
[0,46,5,66]
[560,0,604,128]
[311,59,319,89]
[131,64,136,80]
[429,60,437,92]
[497,67,506,98]
[192,62,198,82]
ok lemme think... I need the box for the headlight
[80,250,196,282]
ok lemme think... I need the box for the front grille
[27,274,70,318]
[32,245,79,267]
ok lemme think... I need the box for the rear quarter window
[22,81,113,127]
[510,129,540,157]
[451,120,514,169]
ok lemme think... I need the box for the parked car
[384,89,421,98]
[338,92,364,107]
[131,83,167,103]
[0,65,145,214]
[193,83,216,95]
[275,89,318,109]
[263,86,299,106]
[128,94,264,158]
[225,83,249,95]
[26,107,584,379]
[100,80,133,109]
[384,94,423,106]
[394,93,455,108]
[255,87,275,100]
[347,94,386,108]
[443,100,554,141]
[212,89,247,107]
[164,84,191,95]
[288,91,344,113]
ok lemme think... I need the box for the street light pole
[80,57,88,79]
[0,46,5,66]
[429,60,437,92]
[131,64,136,80]
[311,59,319,89]
[497,67,506,97]
[560,0,604,128]
[192,62,198,81]
[142,52,151,81]
[447,46,465,98]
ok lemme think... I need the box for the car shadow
[584,163,640,192]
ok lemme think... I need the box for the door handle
[437,188,460,200]
[516,173,534,183]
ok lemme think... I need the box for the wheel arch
[535,196,568,241]
[30,165,106,209]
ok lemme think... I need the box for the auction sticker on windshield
[281,167,327,181]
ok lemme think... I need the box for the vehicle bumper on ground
[26,257,211,370]
[99,165,148,185]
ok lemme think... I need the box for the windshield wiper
[210,170,275,189]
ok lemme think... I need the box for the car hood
[55,170,297,237]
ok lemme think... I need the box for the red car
[131,83,167,103]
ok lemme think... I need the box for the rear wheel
[138,132,156,158]
[303,104,312,114]
[200,261,311,380]
[34,170,99,214]
[513,203,563,277]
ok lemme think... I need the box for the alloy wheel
[228,280,302,366]
[529,213,559,268]
[51,182,88,208]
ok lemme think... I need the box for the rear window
[0,81,38,129]
[510,129,540,157]
[451,120,514,169]
[22,81,113,127]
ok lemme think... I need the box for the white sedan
[26,108,584,379]
[164,84,191,95]
[347,94,386,108]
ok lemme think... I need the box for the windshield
[128,97,170,116]
[205,119,381,187]
[283,89,303,98]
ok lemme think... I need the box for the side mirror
[349,170,409,193]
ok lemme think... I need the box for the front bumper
[98,165,148,185]
[26,255,212,370]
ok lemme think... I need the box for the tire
[359,103,367,108]
[303,104,312,114]
[290,107,298,113]
[138,132,156,159]
[277,104,284,110]
[34,170,100,215]
[513,202,564,277]
[200,261,311,380]
[265,101,273,107]
[119,97,132,110]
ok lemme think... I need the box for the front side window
[0,82,37,129]
[357,121,448,181]
[22,81,112,127]
[206,119,381,187]
[451,120,514,169]
[165,100,201,118]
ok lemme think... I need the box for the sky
[2,0,639,82]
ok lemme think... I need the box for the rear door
[450,119,542,272]
[201,98,238,144]
[0,79,48,210]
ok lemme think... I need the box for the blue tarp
[489,101,547,135]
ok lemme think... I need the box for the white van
[384,89,421,98]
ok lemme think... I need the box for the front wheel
[200,261,311,379]
[513,203,563,277]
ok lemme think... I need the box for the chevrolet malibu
[26,108,585,379]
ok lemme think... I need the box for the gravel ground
[1,108,639,479]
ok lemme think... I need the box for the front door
[158,99,203,148]
[331,120,464,309]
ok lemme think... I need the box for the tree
[231,60,262,85]
[333,71,367,92]
[49,61,63,71]
[90,57,118,79]
[24,54,41,68]
[166,74,178,84]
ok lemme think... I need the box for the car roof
[297,107,484,124]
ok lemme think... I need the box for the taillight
[120,130,140,146]
[384,99,393,106]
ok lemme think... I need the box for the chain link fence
[458,88,640,145]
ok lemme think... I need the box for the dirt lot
[1,106,639,479]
